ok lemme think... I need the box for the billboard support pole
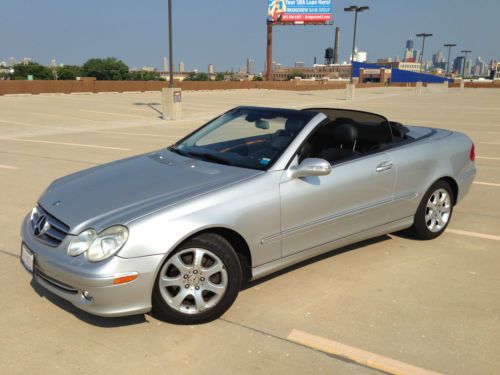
[168,0,174,88]
[266,21,273,81]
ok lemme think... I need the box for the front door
[279,153,396,257]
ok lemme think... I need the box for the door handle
[376,161,393,172]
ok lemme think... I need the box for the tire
[410,180,454,240]
[152,233,242,324]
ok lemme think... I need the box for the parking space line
[287,329,442,375]
[88,130,180,139]
[447,229,500,241]
[473,181,500,187]
[476,156,500,161]
[480,142,500,145]
[3,138,129,151]
[0,118,64,129]
[80,109,148,119]
[0,164,18,170]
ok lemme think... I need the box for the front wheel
[152,233,242,324]
[410,180,454,240]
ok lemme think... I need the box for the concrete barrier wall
[0,80,387,95]
[1,79,498,96]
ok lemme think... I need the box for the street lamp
[416,33,433,74]
[168,0,174,88]
[344,5,369,83]
[444,43,457,75]
[461,50,472,78]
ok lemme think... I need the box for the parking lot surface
[1,87,499,374]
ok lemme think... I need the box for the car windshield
[170,108,316,170]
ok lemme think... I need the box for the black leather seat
[319,123,360,162]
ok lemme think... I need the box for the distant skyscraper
[208,64,215,75]
[405,37,414,50]
[473,56,485,76]
[453,56,465,74]
[247,58,255,74]
[179,61,185,73]
[163,57,168,72]
[295,61,305,68]
[432,50,446,69]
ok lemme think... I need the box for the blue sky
[1,0,499,71]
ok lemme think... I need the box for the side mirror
[289,158,332,179]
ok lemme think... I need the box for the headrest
[285,118,303,134]
[333,123,358,144]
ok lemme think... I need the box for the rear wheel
[152,233,242,324]
[410,180,454,240]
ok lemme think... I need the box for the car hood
[38,150,261,234]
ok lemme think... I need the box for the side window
[298,116,392,164]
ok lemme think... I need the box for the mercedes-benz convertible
[21,106,476,324]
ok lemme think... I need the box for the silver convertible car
[21,106,476,324]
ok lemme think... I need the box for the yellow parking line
[473,181,500,187]
[287,329,442,375]
[0,164,18,170]
[2,138,129,151]
[476,156,500,161]
[447,229,500,241]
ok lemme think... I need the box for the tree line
[1,57,163,81]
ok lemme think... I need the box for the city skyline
[1,0,498,72]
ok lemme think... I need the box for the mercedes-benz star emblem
[33,215,48,237]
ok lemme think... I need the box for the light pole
[168,0,174,88]
[416,33,433,74]
[344,5,369,84]
[461,50,472,78]
[444,43,457,75]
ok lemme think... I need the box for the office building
[246,58,255,75]
[208,64,215,75]
[179,61,185,73]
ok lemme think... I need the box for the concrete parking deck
[1,87,499,374]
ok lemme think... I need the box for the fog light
[82,290,93,301]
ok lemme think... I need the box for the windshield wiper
[169,147,233,166]
[187,151,234,166]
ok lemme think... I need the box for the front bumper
[21,215,164,317]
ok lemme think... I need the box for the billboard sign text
[268,0,332,24]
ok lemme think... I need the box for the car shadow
[242,234,391,290]
[30,280,148,327]
[28,234,392,326]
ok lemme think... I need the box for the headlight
[68,226,128,262]
[68,229,97,257]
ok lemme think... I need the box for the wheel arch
[436,176,459,205]
[175,227,253,283]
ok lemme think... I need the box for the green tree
[287,70,305,80]
[81,57,129,80]
[128,70,162,81]
[184,72,209,81]
[12,62,53,80]
[252,76,263,81]
[57,65,83,80]
[215,72,225,81]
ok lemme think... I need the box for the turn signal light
[470,143,475,162]
[113,274,138,285]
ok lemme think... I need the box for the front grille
[30,205,70,247]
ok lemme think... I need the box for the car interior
[298,108,410,164]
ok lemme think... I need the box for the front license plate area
[21,244,34,273]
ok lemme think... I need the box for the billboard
[267,0,332,24]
